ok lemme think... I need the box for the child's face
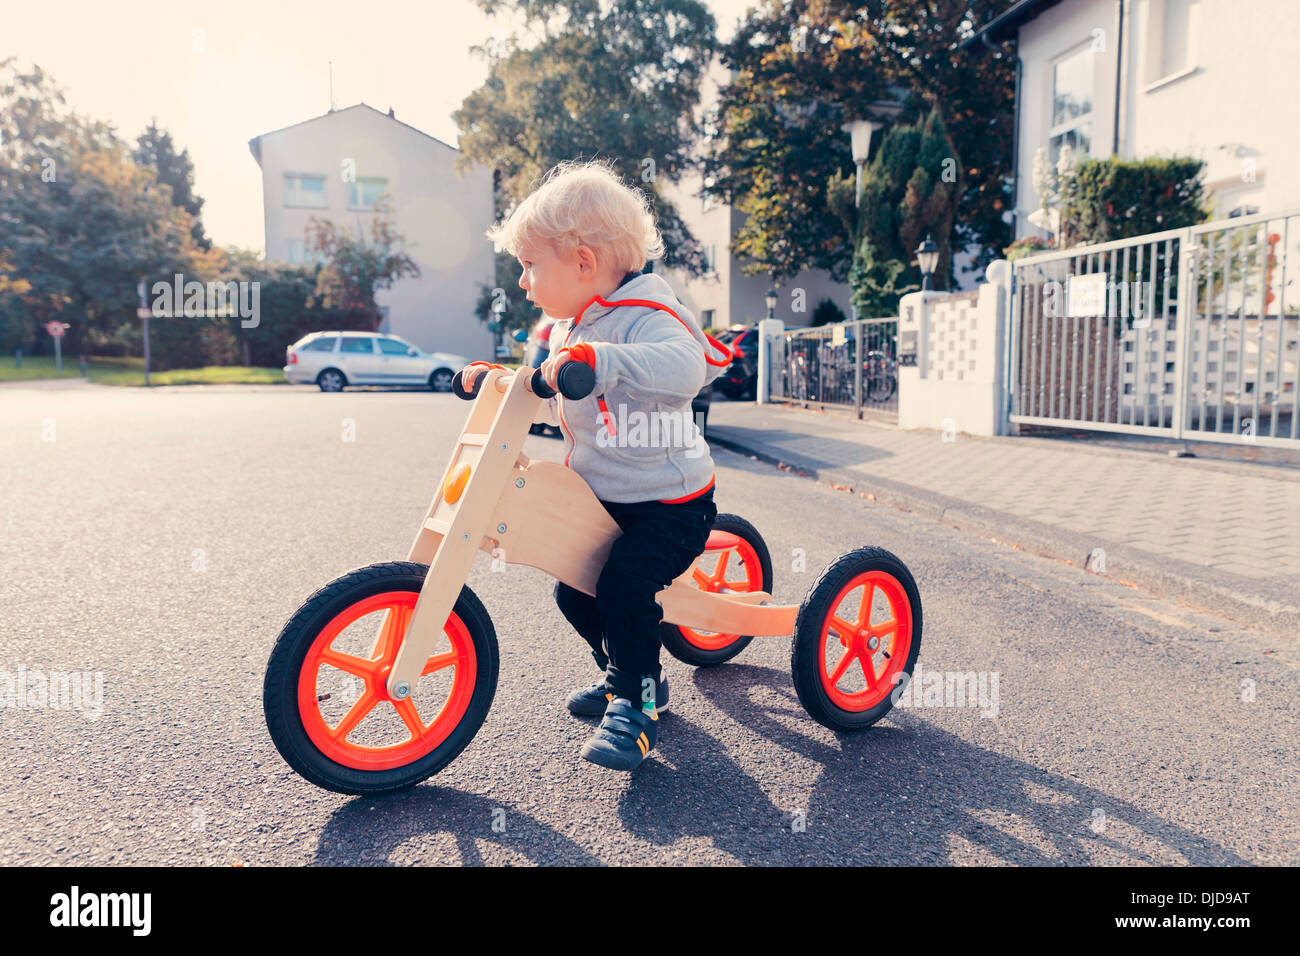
[516,240,617,319]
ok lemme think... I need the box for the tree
[829,108,961,316]
[304,197,419,323]
[453,0,718,277]
[0,59,212,356]
[810,297,847,327]
[135,118,210,250]
[703,0,1016,284]
[473,250,537,344]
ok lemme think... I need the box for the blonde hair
[485,160,665,274]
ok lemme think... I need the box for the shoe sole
[579,741,648,771]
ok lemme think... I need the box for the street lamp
[765,287,777,320]
[841,101,903,207]
[916,235,939,291]
[841,119,880,208]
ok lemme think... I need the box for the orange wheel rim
[818,570,912,712]
[297,591,476,771]
[676,530,763,651]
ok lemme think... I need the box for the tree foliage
[830,108,961,315]
[704,0,1016,284]
[134,118,209,250]
[453,0,718,280]
[304,196,420,318]
[0,59,214,356]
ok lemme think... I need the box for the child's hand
[461,365,488,393]
[538,350,573,392]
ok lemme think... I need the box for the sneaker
[566,673,669,717]
[580,697,659,771]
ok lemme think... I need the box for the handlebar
[451,361,596,402]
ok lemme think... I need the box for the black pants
[554,488,717,702]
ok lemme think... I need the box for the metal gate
[1007,208,1300,447]
[768,318,898,418]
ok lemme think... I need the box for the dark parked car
[715,325,759,400]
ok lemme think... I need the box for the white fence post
[757,318,784,404]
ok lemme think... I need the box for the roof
[248,103,459,166]
[958,0,1067,51]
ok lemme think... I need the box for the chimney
[387,107,395,118]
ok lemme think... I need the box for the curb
[708,428,1300,638]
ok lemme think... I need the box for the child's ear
[575,245,596,276]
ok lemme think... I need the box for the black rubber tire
[317,368,347,392]
[263,561,498,796]
[429,368,454,392]
[791,547,922,731]
[660,513,773,667]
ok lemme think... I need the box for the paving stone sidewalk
[707,401,1300,638]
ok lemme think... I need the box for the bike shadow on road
[312,788,603,866]
[610,662,1248,866]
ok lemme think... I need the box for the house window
[702,244,717,275]
[1146,0,1200,85]
[1049,44,1094,164]
[702,175,718,212]
[347,177,389,210]
[284,173,327,209]
[702,309,716,328]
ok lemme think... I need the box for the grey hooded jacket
[532,272,732,503]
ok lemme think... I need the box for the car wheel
[429,368,454,392]
[317,369,346,392]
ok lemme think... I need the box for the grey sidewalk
[707,401,1300,638]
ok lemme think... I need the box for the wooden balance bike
[263,362,923,795]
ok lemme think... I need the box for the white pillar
[757,318,784,404]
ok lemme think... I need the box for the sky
[5,0,758,252]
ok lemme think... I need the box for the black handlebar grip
[531,362,595,400]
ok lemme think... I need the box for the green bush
[1060,156,1208,247]
[225,266,378,368]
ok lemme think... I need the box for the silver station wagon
[284,331,471,392]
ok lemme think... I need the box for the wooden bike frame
[384,366,798,699]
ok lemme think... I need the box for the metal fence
[768,318,899,418]
[1007,208,1300,447]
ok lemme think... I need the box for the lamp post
[841,120,876,208]
[841,119,880,209]
[841,102,903,208]
[491,296,506,359]
[916,235,939,292]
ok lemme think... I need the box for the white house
[964,0,1300,237]
[248,103,495,360]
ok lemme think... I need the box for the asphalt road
[1,380,1296,865]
